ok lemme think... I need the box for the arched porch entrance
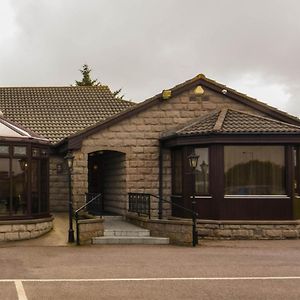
[88,150,126,215]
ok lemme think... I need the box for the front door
[87,153,104,213]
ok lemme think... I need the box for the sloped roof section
[65,73,300,150]
[162,108,300,138]
[0,86,134,143]
[0,116,48,142]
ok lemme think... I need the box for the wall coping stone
[169,216,300,225]
[0,215,54,225]
[126,213,192,226]
[78,217,104,225]
[196,219,300,225]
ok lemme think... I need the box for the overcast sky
[0,0,299,116]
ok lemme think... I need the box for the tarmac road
[1,240,300,299]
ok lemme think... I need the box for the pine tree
[74,64,125,99]
[113,88,124,99]
[75,64,101,86]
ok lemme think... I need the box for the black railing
[86,192,104,214]
[128,193,151,218]
[74,193,102,245]
[127,193,199,247]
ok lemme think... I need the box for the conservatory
[0,116,52,240]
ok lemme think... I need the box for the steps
[92,216,169,245]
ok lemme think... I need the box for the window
[0,158,10,215]
[172,149,182,194]
[12,159,27,215]
[0,144,49,217]
[294,147,300,195]
[13,146,26,156]
[195,148,209,195]
[224,146,285,195]
[31,160,39,214]
[0,145,9,155]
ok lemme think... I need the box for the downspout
[158,140,163,219]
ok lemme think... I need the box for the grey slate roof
[162,108,300,138]
[0,86,135,143]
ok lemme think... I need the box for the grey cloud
[1,0,300,115]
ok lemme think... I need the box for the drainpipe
[158,141,163,219]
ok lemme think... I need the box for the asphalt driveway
[1,240,300,299]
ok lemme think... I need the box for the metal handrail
[128,192,151,218]
[74,193,102,245]
[149,193,198,217]
[150,193,198,247]
[127,192,199,247]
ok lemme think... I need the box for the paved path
[1,240,300,299]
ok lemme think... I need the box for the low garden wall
[126,213,193,245]
[197,220,300,239]
[0,216,54,242]
[77,216,104,243]
[127,213,300,244]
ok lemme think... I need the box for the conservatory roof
[0,116,48,142]
[161,108,300,139]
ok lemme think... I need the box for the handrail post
[191,199,198,247]
[75,211,80,246]
[74,192,102,246]
[148,194,151,219]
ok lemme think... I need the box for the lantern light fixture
[188,153,199,170]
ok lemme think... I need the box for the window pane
[224,146,285,195]
[294,147,300,195]
[195,148,209,195]
[13,146,26,156]
[172,150,182,194]
[0,158,10,215]
[11,159,27,215]
[40,159,48,213]
[0,145,9,155]
[31,160,39,214]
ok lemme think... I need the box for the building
[1,74,300,242]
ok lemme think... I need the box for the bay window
[224,146,285,195]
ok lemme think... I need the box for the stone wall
[126,213,193,245]
[102,152,127,214]
[78,217,104,244]
[0,216,53,241]
[127,213,300,243]
[72,87,267,212]
[49,155,68,212]
[197,220,300,239]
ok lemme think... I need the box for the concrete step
[103,217,150,237]
[104,229,150,237]
[92,236,170,245]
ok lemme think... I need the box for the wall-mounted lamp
[57,163,63,174]
[19,159,28,171]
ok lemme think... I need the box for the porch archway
[88,150,127,215]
